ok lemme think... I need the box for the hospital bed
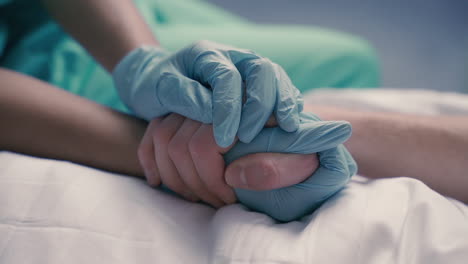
[1,89,468,263]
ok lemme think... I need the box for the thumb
[225,152,319,190]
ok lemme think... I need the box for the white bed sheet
[1,89,468,264]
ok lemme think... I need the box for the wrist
[112,46,169,113]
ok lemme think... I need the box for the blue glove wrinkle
[113,46,168,121]
[273,64,301,133]
[158,112,355,222]
[211,66,243,147]
[296,93,305,113]
[237,58,277,143]
[193,54,226,82]
[224,112,356,222]
[156,72,213,123]
[191,51,244,147]
[113,41,303,148]
[229,49,261,67]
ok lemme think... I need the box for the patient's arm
[306,105,468,203]
[0,69,318,206]
[0,68,146,176]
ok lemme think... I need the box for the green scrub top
[0,0,380,114]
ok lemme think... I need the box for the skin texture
[138,114,320,208]
[0,69,319,208]
[41,0,159,71]
[304,105,468,203]
[0,69,146,176]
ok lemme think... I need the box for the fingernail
[226,165,248,189]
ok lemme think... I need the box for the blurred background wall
[206,0,468,93]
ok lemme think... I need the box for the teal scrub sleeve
[224,112,357,222]
[112,40,303,148]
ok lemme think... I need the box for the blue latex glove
[224,112,357,222]
[112,40,303,148]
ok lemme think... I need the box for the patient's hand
[138,113,319,208]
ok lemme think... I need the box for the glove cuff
[112,46,169,114]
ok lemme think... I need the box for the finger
[224,117,352,165]
[269,115,353,153]
[138,117,164,186]
[194,54,243,148]
[308,146,355,187]
[234,146,355,222]
[168,118,224,207]
[264,115,278,128]
[249,76,276,128]
[153,114,198,201]
[225,152,319,190]
[189,124,237,205]
[236,58,277,143]
[157,72,213,124]
[272,64,301,132]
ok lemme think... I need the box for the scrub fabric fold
[0,0,380,114]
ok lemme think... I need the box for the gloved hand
[224,112,357,222]
[112,40,303,148]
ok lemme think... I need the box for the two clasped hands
[114,40,356,221]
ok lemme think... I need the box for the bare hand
[138,113,319,208]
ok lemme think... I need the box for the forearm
[41,0,159,71]
[305,104,468,202]
[0,69,146,176]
